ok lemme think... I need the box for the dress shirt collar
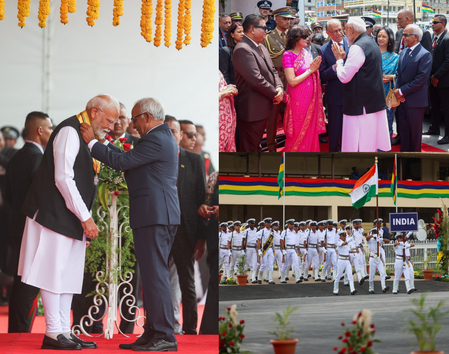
[25,140,44,153]
[332,39,344,46]
[407,42,419,53]
[275,27,286,38]
[244,34,261,47]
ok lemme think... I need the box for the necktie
[258,46,265,59]
[403,48,411,66]
[433,35,439,49]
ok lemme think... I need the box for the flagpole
[395,154,398,213]
[376,156,379,257]
[283,153,286,229]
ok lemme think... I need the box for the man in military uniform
[257,1,276,32]
[304,221,320,281]
[333,230,357,295]
[228,221,244,279]
[280,219,299,283]
[366,227,390,294]
[267,221,281,284]
[230,11,243,24]
[361,16,376,38]
[312,22,323,34]
[322,220,338,281]
[0,126,20,149]
[261,6,294,152]
[257,217,273,284]
[353,219,368,280]
[243,219,259,283]
[219,223,230,278]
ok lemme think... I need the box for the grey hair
[405,24,423,41]
[326,19,340,30]
[134,98,165,121]
[346,17,366,33]
[86,94,120,112]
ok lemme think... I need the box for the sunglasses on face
[432,21,443,24]
[402,33,416,37]
[253,25,268,31]
[184,132,197,139]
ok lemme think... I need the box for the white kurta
[18,126,89,294]
[336,45,391,152]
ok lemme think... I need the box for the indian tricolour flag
[349,164,378,209]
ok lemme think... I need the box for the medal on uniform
[94,174,99,186]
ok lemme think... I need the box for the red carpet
[0,333,218,353]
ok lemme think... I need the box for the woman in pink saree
[283,26,326,152]
[219,70,238,152]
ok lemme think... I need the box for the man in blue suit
[395,24,432,152]
[319,19,349,152]
[80,97,180,352]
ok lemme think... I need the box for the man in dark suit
[81,97,180,352]
[424,15,449,144]
[319,19,349,152]
[233,14,284,152]
[219,13,231,52]
[395,8,432,54]
[395,24,432,152]
[6,112,53,333]
[165,115,206,335]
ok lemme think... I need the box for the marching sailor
[346,224,365,285]
[229,221,244,279]
[392,232,413,294]
[219,222,231,279]
[293,222,303,283]
[338,219,348,235]
[317,221,327,281]
[243,218,259,283]
[366,227,390,294]
[267,221,281,284]
[281,219,300,283]
[333,230,357,295]
[322,220,338,282]
[297,221,309,280]
[304,221,320,281]
[353,219,369,280]
[257,217,274,284]
[405,232,417,292]
[254,220,265,281]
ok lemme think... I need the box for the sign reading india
[389,212,418,232]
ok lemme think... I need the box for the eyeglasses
[131,112,146,124]
[97,107,117,126]
[432,21,443,24]
[253,25,268,31]
[184,132,197,139]
[402,33,417,37]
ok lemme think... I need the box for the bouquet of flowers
[433,201,448,276]
[219,304,245,353]
[333,309,380,354]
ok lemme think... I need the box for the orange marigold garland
[140,0,153,42]
[164,0,171,47]
[200,0,215,47]
[86,0,100,27]
[183,0,191,45]
[68,0,77,13]
[113,0,123,26]
[37,0,50,28]
[175,0,185,50]
[60,0,69,24]
[17,0,31,28]
[0,0,5,21]
[154,0,163,47]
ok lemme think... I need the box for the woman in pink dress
[283,25,326,152]
[219,70,238,152]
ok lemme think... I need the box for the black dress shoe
[369,290,375,294]
[391,136,401,146]
[382,286,390,293]
[119,335,153,350]
[437,136,449,144]
[359,278,364,286]
[70,333,98,349]
[132,338,178,352]
[423,129,439,135]
[351,289,357,295]
[319,136,327,143]
[41,334,82,350]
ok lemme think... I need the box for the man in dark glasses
[178,119,198,151]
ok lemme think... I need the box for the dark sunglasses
[402,33,417,37]
[184,132,197,139]
[432,21,443,24]
[253,25,268,31]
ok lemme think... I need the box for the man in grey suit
[80,97,180,352]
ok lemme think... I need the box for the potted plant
[333,309,380,354]
[268,304,299,354]
[405,293,449,354]
[235,254,248,285]
[219,304,245,353]
[413,250,436,280]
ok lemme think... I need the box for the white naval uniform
[347,235,363,282]
[367,234,388,292]
[404,240,415,289]
[18,127,90,294]
[272,229,283,271]
[297,230,308,278]
[244,227,259,273]
[281,228,300,281]
[393,241,413,293]
[322,228,338,278]
[229,230,244,273]
[219,230,230,272]
[259,228,273,272]
[333,238,356,294]
[317,229,326,271]
[305,230,320,279]
[353,227,367,277]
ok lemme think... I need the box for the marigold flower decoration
[0,0,5,21]
[175,0,185,50]
[60,0,69,24]
[86,0,100,27]
[17,0,31,28]
[183,0,191,45]
[68,0,77,13]
[200,0,215,47]
[164,0,172,47]
[37,0,51,28]
[140,0,153,42]
[154,0,163,46]
[113,0,123,26]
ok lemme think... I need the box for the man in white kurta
[332,17,391,152]
[18,94,119,350]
